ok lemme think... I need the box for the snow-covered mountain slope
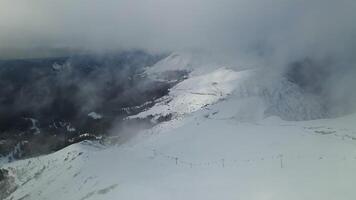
[145,53,194,75]
[2,105,356,200]
[132,67,251,120]
[2,53,354,200]
[137,53,325,121]
[144,52,238,80]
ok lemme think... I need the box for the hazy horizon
[0,0,355,64]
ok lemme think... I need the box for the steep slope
[2,53,355,200]
[3,104,356,200]
[135,53,326,121]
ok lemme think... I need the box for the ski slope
[2,53,356,200]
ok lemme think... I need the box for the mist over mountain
[1,0,356,114]
[0,51,186,160]
[1,1,356,200]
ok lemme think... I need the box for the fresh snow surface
[131,67,252,120]
[2,53,355,200]
[3,105,356,200]
[145,53,194,75]
[134,53,325,121]
[144,52,237,79]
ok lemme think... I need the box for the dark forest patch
[0,51,187,160]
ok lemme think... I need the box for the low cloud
[1,0,356,114]
[0,0,354,59]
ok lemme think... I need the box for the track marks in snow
[80,184,119,200]
[303,126,356,142]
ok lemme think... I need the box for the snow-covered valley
[1,53,356,200]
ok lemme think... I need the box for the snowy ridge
[135,53,326,121]
[145,53,194,75]
[1,52,353,200]
[144,52,231,80]
[132,67,250,120]
[2,109,356,200]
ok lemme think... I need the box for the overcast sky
[1,0,356,114]
[0,0,356,62]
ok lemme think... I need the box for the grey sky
[0,0,355,63]
[0,0,356,113]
